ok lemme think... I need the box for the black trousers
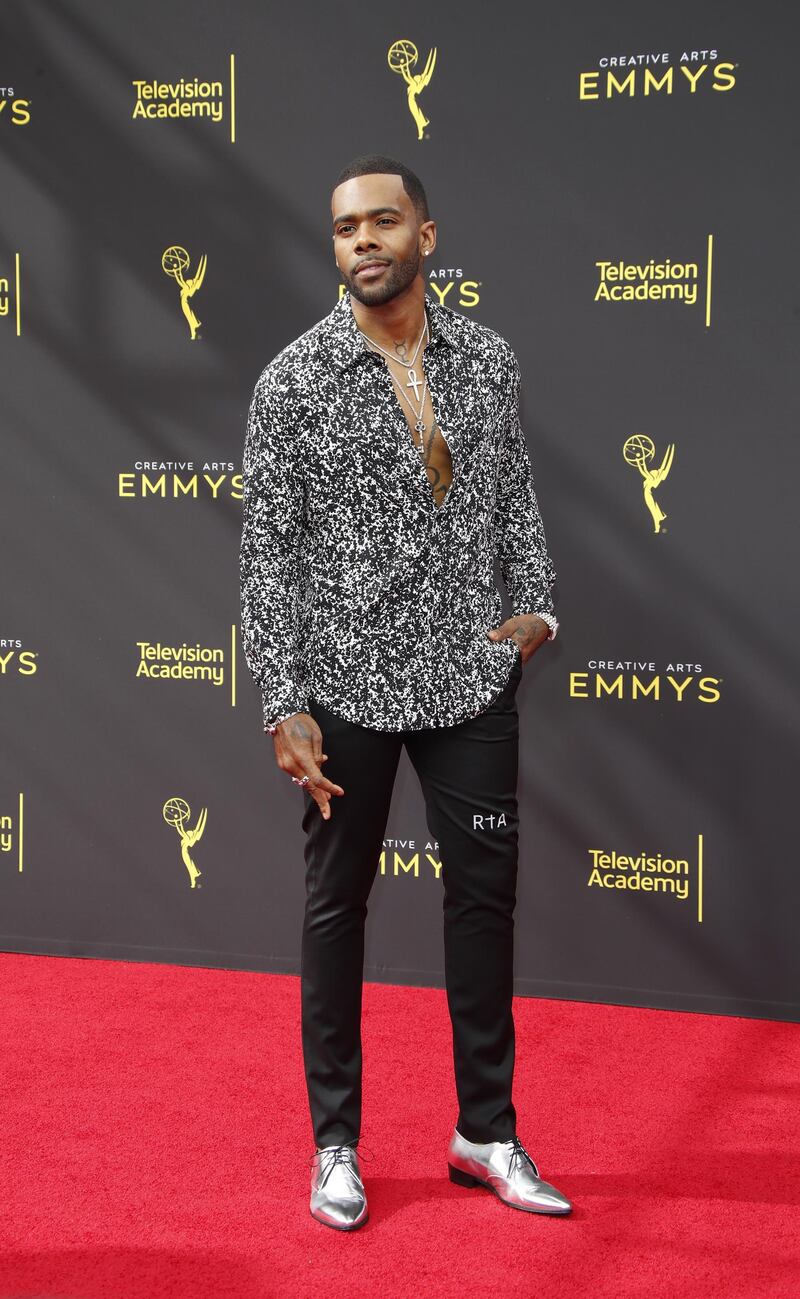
[300,655,523,1149]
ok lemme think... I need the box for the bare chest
[384,356,453,508]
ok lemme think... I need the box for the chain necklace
[358,313,430,431]
[387,365,429,440]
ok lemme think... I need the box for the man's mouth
[354,260,390,279]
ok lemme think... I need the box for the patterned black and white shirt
[240,291,556,732]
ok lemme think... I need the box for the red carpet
[1,953,798,1299]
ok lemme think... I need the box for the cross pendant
[406,367,423,401]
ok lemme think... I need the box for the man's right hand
[271,713,344,821]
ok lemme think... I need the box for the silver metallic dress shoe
[310,1143,368,1231]
[448,1129,572,1215]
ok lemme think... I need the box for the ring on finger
[291,774,311,787]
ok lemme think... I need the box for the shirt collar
[320,290,458,374]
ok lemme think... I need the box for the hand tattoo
[512,617,545,649]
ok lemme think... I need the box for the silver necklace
[359,314,429,407]
[388,365,429,439]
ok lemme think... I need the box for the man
[240,155,571,1230]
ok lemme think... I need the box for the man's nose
[353,224,380,253]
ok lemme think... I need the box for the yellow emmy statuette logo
[623,434,675,534]
[163,796,206,888]
[388,39,436,140]
[161,245,207,340]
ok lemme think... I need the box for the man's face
[331,173,428,306]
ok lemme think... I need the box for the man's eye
[378,219,395,225]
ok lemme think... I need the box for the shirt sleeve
[493,349,557,618]
[239,369,309,731]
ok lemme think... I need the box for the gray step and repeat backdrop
[3,1,798,1020]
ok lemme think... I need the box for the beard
[344,245,422,306]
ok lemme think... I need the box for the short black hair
[334,154,430,222]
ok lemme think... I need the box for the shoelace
[505,1136,539,1180]
[311,1143,373,1190]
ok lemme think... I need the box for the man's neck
[349,278,427,356]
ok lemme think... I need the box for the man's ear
[420,219,437,258]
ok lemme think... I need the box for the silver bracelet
[264,708,304,735]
